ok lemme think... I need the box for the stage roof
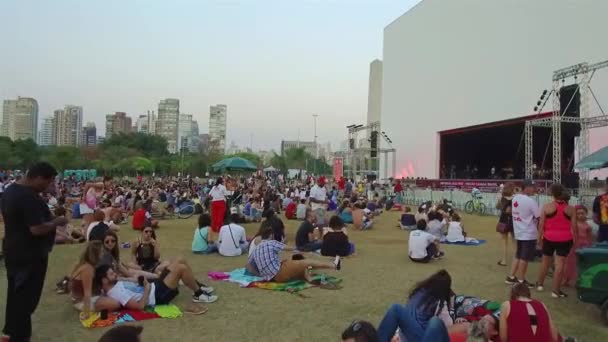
[438,112,554,136]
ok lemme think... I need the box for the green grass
[1,210,607,342]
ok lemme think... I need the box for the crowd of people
[2,161,608,342]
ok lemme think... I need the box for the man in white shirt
[506,179,540,288]
[408,220,444,263]
[95,261,217,308]
[218,214,249,256]
[309,178,328,226]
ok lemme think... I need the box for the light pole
[312,114,319,174]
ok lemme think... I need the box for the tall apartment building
[177,114,192,152]
[136,111,157,134]
[38,116,55,146]
[82,122,97,146]
[54,105,83,146]
[209,104,227,153]
[105,112,132,139]
[158,99,179,153]
[1,97,38,141]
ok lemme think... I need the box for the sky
[0,0,421,152]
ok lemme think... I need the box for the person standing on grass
[309,177,328,226]
[592,177,608,242]
[209,177,229,242]
[506,179,540,288]
[496,182,515,267]
[535,184,576,298]
[1,162,68,342]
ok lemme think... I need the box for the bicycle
[464,194,486,215]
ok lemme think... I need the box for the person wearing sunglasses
[100,231,158,280]
[129,227,170,275]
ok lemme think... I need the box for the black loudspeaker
[349,138,355,149]
[559,84,580,117]
[370,131,378,158]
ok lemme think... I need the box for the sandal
[497,261,507,266]
[184,304,208,315]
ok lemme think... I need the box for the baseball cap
[522,179,536,188]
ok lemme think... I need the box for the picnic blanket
[208,268,342,293]
[80,304,182,328]
[442,239,486,246]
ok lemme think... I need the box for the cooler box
[576,243,608,305]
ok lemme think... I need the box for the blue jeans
[377,304,449,342]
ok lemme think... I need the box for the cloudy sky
[0,0,421,151]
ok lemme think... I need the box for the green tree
[270,153,287,173]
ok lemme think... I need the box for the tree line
[0,133,331,176]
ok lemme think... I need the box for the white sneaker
[200,284,215,293]
[193,292,218,303]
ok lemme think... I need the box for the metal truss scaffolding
[525,59,608,195]
[346,121,396,181]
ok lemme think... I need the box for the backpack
[88,222,109,242]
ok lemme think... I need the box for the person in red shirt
[132,201,158,230]
[285,199,297,220]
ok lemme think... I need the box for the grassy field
[1,210,607,342]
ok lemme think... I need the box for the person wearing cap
[506,179,540,288]
[309,177,328,226]
[592,177,608,242]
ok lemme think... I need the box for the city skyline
[0,0,421,151]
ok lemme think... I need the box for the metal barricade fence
[400,189,583,216]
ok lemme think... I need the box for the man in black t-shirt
[295,208,322,252]
[1,162,67,342]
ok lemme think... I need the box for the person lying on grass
[95,259,218,313]
[246,236,341,283]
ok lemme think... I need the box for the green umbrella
[575,145,608,170]
[211,157,257,172]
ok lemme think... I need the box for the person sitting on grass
[285,195,298,220]
[321,216,353,257]
[192,213,218,254]
[338,200,354,224]
[86,209,120,242]
[54,206,85,244]
[95,259,218,313]
[341,320,378,342]
[248,221,274,256]
[246,236,341,283]
[427,211,447,241]
[218,214,249,257]
[499,282,559,342]
[295,208,322,252]
[446,213,467,243]
[69,241,121,319]
[132,201,158,231]
[296,198,308,220]
[100,231,158,280]
[408,220,444,263]
[399,207,417,230]
[377,270,453,342]
[352,201,373,230]
[251,198,263,222]
[129,227,170,275]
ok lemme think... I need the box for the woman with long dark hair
[496,182,515,266]
[377,270,453,342]
[209,177,228,241]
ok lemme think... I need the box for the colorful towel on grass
[208,268,342,293]
[442,239,486,246]
[80,304,182,328]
